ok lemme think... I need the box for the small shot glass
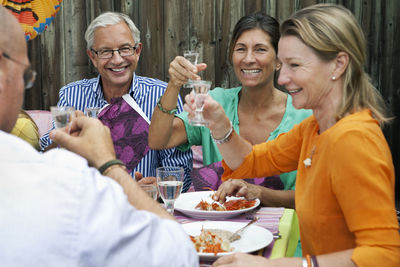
[50,106,75,129]
[84,107,101,118]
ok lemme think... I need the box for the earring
[331,76,336,81]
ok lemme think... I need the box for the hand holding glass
[189,80,212,126]
[156,167,184,214]
[50,106,75,130]
[183,50,199,88]
[140,184,158,200]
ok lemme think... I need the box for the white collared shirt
[0,131,198,267]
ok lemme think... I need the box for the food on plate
[195,200,225,211]
[195,199,256,211]
[189,228,234,255]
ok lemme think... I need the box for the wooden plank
[244,0,263,15]
[39,15,63,109]
[164,0,190,97]
[264,0,277,18]
[164,0,189,74]
[90,0,115,15]
[119,0,139,20]
[298,0,319,9]
[215,0,243,88]
[190,0,216,87]
[376,0,400,198]
[64,1,91,83]
[26,38,43,109]
[137,0,165,81]
[275,0,295,22]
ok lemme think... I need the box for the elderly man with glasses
[40,12,193,191]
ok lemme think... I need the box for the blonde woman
[187,4,400,267]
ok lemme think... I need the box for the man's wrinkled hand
[49,113,116,168]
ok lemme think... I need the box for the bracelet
[103,164,127,176]
[98,159,125,175]
[311,255,319,267]
[157,96,178,115]
[210,121,233,144]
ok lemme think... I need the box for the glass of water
[189,80,212,126]
[156,166,184,215]
[183,50,199,88]
[50,106,75,130]
[84,107,100,118]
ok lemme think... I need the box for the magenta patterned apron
[98,95,150,174]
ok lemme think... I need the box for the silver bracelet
[210,121,233,144]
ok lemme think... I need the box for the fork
[228,216,259,242]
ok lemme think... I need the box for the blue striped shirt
[40,74,193,192]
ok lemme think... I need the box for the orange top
[222,110,400,266]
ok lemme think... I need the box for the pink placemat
[175,207,284,235]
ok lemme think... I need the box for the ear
[134,42,142,57]
[87,49,98,68]
[332,52,349,79]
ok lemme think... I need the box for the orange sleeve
[221,121,306,181]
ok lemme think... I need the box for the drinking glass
[156,166,184,214]
[50,106,75,130]
[183,50,199,88]
[189,80,212,126]
[84,107,100,118]
[140,184,158,200]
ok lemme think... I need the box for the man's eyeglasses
[91,45,139,59]
[3,52,37,89]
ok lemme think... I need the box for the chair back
[26,110,53,137]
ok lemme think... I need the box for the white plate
[175,191,260,219]
[182,221,273,261]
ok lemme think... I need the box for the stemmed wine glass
[183,50,199,88]
[156,166,184,214]
[50,106,75,131]
[189,80,212,126]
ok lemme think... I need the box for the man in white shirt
[0,6,198,267]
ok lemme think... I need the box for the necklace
[303,145,316,168]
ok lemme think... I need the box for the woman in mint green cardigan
[149,12,311,209]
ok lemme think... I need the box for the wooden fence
[24,0,400,204]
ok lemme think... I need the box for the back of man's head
[0,7,11,51]
[0,6,27,132]
[0,6,25,53]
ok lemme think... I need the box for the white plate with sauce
[175,191,260,220]
[182,220,273,261]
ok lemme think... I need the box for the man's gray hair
[84,12,140,50]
